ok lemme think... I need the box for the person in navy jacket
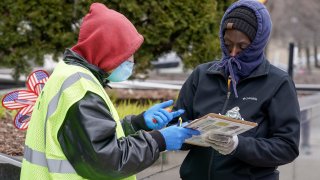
[173,0,300,179]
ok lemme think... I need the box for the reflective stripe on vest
[24,145,75,174]
[44,72,97,145]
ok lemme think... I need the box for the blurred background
[1,0,320,179]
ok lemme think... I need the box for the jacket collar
[63,49,111,88]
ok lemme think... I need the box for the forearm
[58,92,165,179]
[59,124,164,179]
[234,135,299,167]
[234,78,300,167]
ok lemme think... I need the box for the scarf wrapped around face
[216,0,272,98]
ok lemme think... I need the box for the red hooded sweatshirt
[71,3,144,72]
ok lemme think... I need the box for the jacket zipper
[208,76,231,180]
[208,151,214,180]
[221,76,231,114]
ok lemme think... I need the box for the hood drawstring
[215,57,241,98]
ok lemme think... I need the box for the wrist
[231,135,240,155]
[149,130,166,152]
[132,111,152,131]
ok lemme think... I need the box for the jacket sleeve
[58,92,166,180]
[173,69,199,123]
[233,76,300,167]
[171,69,199,150]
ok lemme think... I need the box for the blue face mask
[107,61,134,82]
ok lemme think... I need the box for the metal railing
[0,153,22,167]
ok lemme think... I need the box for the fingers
[181,122,189,127]
[153,115,165,127]
[154,111,168,122]
[185,128,201,136]
[171,109,185,118]
[153,112,168,129]
[178,127,201,138]
[206,138,232,147]
[207,133,232,143]
[161,126,200,150]
[206,138,231,145]
[159,108,185,124]
[158,109,172,121]
[157,100,174,109]
[204,135,234,148]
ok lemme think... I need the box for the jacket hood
[215,0,272,98]
[71,3,144,72]
[219,0,272,62]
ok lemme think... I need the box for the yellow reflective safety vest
[20,61,136,180]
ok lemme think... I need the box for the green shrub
[0,0,235,78]
[0,107,5,120]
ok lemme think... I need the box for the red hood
[71,3,144,72]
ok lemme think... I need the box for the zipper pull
[227,76,231,98]
[227,76,231,90]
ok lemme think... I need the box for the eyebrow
[238,41,250,44]
[224,37,249,45]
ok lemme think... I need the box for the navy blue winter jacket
[174,1,300,179]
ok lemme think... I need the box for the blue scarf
[216,55,263,98]
[217,0,272,98]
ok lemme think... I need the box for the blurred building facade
[266,0,320,72]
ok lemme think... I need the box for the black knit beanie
[223,6,258,41]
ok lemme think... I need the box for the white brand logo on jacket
[242,97,258,101]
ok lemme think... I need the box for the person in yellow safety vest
[20,3,200,180]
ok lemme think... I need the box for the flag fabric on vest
[14,113,31,130]
[2,90,38,109]
[1,70,50,130]
[27,70,49,93]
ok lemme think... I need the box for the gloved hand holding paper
[203,132,239,155]
[183,113,257,149]
[160,126,200,150]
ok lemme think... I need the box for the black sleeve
[233,76,300,167]
[58,92,166,179]
[121,113,153,136]
[171,69,199,150]
[172,69,199,124]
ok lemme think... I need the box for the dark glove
[160,126,200,150]
[144,100,184,130]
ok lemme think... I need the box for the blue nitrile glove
[144,100,185,130]
[159,126,200,150]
